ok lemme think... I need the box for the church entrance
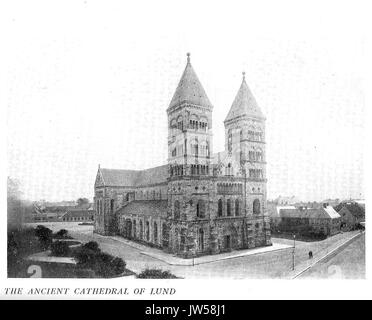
[224,235,231,250]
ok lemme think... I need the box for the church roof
[169,53,212,109]
[99,165,168,187]
[225,73,264,122]
[116,200,168,218]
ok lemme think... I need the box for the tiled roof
[116,200,168,218]
[168,55,212,109]
[99,165,168,187]
[279,206,340,220]
[225,75,264,122]
[135,165,169,186]
[99,169,139,186]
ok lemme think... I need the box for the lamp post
[292,234,296,271]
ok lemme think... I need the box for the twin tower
[166,53,270,256]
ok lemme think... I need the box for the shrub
[74,246,99,265]
[82,241,100,253]
[55,229,68,238]
[51,241,71,257]
[35,225,53,249]
[137,268,177,279]
[112,257,126,275]
[73,241,126,277]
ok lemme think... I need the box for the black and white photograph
[2,0,371,301]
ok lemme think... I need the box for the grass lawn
[8,226,135,278]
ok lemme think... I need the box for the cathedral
[94,53,271,258]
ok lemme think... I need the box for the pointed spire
[224,72,264,122]
[168,53,212,109]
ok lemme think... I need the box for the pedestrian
[309,251,313,259]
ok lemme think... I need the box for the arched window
[235,199,240,216]
[133,220,137,239]
[228,129,232,153]
[139,220,143,240]
[248,127,255,141]
[177,116,183,131]
[255,128,263,142]
[146,221,150,241]
[170,119,177,135]
[226,163,233,176]
[218,199,223,217]
[227,199,232,216]
[253,199,261,215]
[256,149,263,162]
[249,150,255,161]
[198,228,204,251]
[191,140,198,156]
[110,199,114,214]
[174,200,180,219]
[196,200,206,218]
[153,222,158,244]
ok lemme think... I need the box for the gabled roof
[99,164,168,187]
[116,200,168,218]
[279,206,341,220]
[168,53,212,109]
[225,73,264,122]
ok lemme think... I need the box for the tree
[7,177,26,229]
[73,242,127,277]
[82,241,100,253]
[55,229,69,238]
[76,198,90,208]
[51,241,70,256]
[35,225,53,249]
[112,257,126,275]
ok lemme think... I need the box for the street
[24,222,365,279]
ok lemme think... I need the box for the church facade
[94,54,271,258]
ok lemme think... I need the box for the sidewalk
[27,251,77,264]
[288,231,364,279]
[96,234,292,266]
[142,243,293,266]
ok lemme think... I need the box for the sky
[4,0,367,202]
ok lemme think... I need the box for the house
[336,201,365,230]
[275,204,341,237]
[62,209,95,222]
